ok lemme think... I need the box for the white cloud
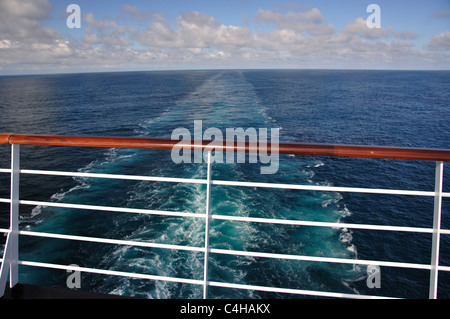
[0,40,11,49]
[32,40,73,58]
[343,17,389,39]
[121,4,153,21]
[255,7,324,25]
[137,10,256,53]
[0,0,57,43]
[138,18,180,47]
[427,31,450,51]
[83,12,137,47]
[1,0,51,20]
[431,9,450,19]
[0,0,76,70]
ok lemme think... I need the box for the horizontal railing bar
[1,134,450,161]
[210,214,437,234]
[0,261,407,299]
[210,248,431,270]
[2,260,448,297]
[212,180,443,197]
[19,230,205,253]
[12,259,392,299]
[18,200,450,234]
[13,231,450,273]
[0,168,10,173]
[17,260,203,286]
[20,169,207,185]
[208,281,396,299]
[0,133,10,144]
[0,228,9,234]
[0,198,11,204]
[19,200,205,219]
[16,169,450,198]
[10,228,450,271]
[18,230,431,270]
[3,232,450,294]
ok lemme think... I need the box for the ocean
[0,69,449,298]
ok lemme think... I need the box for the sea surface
[0,70,449,298]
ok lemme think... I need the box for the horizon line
[1,66,450,77]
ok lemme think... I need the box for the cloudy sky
[0,0,449,75]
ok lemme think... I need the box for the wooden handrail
[0,133,449,161]
[0,133,12,144]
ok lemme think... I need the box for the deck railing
[0,133,449,299]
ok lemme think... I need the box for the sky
[0,0,449,75]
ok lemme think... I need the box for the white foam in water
[20,71,365,298]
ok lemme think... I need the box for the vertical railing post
[429,161,443,299]
[9,143,20,287]
[0,144,20,297]
[203,151,212,299]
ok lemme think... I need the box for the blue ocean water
[0,70,449,298]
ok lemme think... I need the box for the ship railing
[0,133,449,299]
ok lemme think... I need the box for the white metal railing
[1,142,450,299]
